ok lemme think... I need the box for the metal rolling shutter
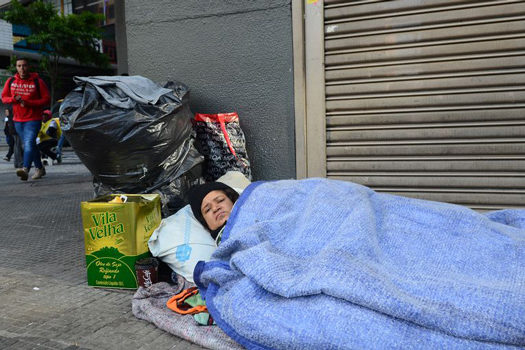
[323,0,525,209]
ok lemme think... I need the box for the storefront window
[44,0,74,15]
[72,0,115,25]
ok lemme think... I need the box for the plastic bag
[60,76,204,217]
[193,112,252,181]
[148,205,216,283]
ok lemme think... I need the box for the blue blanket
[194,179,525,349]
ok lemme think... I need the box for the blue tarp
[194,178,525,350]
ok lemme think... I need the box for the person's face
[201,190,234,231]
[16,60,29,79]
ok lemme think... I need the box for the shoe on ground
[3,156,9,161]
[32,167,46,180]
[16,167,29,181]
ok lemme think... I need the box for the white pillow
[148,205,215,283]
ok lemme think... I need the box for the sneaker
[31,167,46,180]
[3,156,9,161]
[16,167,29,181]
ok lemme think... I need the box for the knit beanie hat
[188,182,239,230]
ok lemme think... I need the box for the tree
[0,0,110,103]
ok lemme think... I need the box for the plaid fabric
[193,113,252,182]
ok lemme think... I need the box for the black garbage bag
[60,76,204,216]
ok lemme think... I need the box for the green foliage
[6,55,18,74]
[1,0,108,66]
[0,0,110,101]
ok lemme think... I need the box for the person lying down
[189,178,524,350]
[147,180,243,284]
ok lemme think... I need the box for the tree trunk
[48,55,60,106]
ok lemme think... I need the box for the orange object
[166,287,208,315]
[109,196,123,203]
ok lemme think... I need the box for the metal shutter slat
[327,109,525,126]
[326,20,525,52]
[326,38,525,66]
[326,91,525,111]
[325,56,525,81]
[325,3,525,37]
[329,175,525,189]
[326,73,525,96]
[328,125,525,142]
[324,0,524,21]
[327,143,525,157]
[321,0,525,208]
[327,159,525,172]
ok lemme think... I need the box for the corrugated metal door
[323,0,525,209]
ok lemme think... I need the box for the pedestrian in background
[3,105,24,169]
[3,108,14,161]
[37,109,62,165]
[53,99,64,164]
[1,58,50,181]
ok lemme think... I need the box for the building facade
[91,1,525,209]
[298,0,525,209]
[125,0,297,183]
[0,0,117,96]
[71,0,117,64]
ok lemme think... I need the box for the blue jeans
[56,134,65,156]
[14,120,43,169]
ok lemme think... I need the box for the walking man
[1,58,50,180]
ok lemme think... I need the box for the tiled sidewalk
[0,151,205,350]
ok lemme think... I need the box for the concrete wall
[114,0,128,75]
[125,0,295,180]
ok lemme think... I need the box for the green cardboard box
[80,194,161,288]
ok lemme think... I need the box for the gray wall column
[125,0,295,180]
[114,0,128,75]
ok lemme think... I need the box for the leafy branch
[0,0,110,103]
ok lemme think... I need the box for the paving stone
[0,335,18,347]
[0,151,208,350]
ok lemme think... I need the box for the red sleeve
[1,78,14,104]
[21,78,50,107]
